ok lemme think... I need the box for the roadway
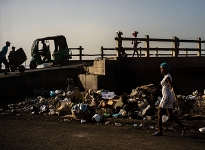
[0,60,93,78]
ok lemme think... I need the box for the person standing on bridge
[153,62,187,136]
[131,31,141,57]
[0,41,11,75]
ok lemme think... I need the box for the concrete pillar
[197,38,201,57]
[145,35,149,57]
[116,31,123,57]
[79,46,83,60]
[172,36,178,57]
[101,46,104,60]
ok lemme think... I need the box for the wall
[1,57,205,104]
[81,57,205,95]
[0,66,82,103]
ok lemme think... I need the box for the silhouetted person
[0,41,11,74]
[9,46,15,55]
[39,40,49,62]
[152,62,187,136]
[9,46,16,72]
[131,31,141,57]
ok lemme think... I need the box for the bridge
[1,32,205,103]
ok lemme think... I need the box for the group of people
[0,41,18,74]
[0,41,17,75]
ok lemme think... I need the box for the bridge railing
[114,31,205,57]
[70,46,116,60]
[69,32,205,60]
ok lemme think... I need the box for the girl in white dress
[153,62,187,136]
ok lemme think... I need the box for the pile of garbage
[0,78,205,125]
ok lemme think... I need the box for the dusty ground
[0,114,205,150]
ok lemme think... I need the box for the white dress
[159,74,174,108]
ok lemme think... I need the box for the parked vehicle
[29,35,72,69]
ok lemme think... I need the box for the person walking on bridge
[153,62,187,136]
[0,41,11,75]
[131,31,141,57]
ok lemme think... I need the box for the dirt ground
[0,114,205,150]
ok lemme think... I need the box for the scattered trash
[92,114,101,122]
[0,81,204,132]
[63,118,70,122]
[133,124,138,128]
[37,63,51,68]
[199,127,205,133]
[162,115,169,123]
[105,121,111,125]
[50,91,55,97]
[115,123,122,127]
[81,119,86,123]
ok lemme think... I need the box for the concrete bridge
[1,57,205,103]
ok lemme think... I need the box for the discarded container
[40,105,47,112]
[149,125,154,129]
[50,91,55,97]
[115,123,122,127]
[63,118,70,122]
[105,121,111,125]
[133,124,138,128]
[81,119,86,123]
[55,90,62,95]
[103,113,110,118]
[119,109,126,116]
[112,113,122,118]
[199,127,205,133]
[92,114,101,122]
[30,100,36,103]
[37,63,50,68]
[162,115,169,122]
[101,91,116,99]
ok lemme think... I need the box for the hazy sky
[1,0,205,62]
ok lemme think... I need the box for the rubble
[0,80,205,131]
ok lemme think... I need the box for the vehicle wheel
[10,65,17,72]
[30,61,37,69]
[18,65,25,73]
[60,57,68,65]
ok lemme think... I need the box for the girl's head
[160,62,171,74]
[132,31,138,37]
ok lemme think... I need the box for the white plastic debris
[199,127,205,133]
[92,114,101,122]
[162,115,169,122]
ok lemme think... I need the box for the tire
[18,65,25,73]
[30,61,37,69]
[60,57,68,65]
[10,65,17,72]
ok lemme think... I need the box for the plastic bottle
[199,127,205,133]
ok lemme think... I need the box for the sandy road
[0,116,204,150]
